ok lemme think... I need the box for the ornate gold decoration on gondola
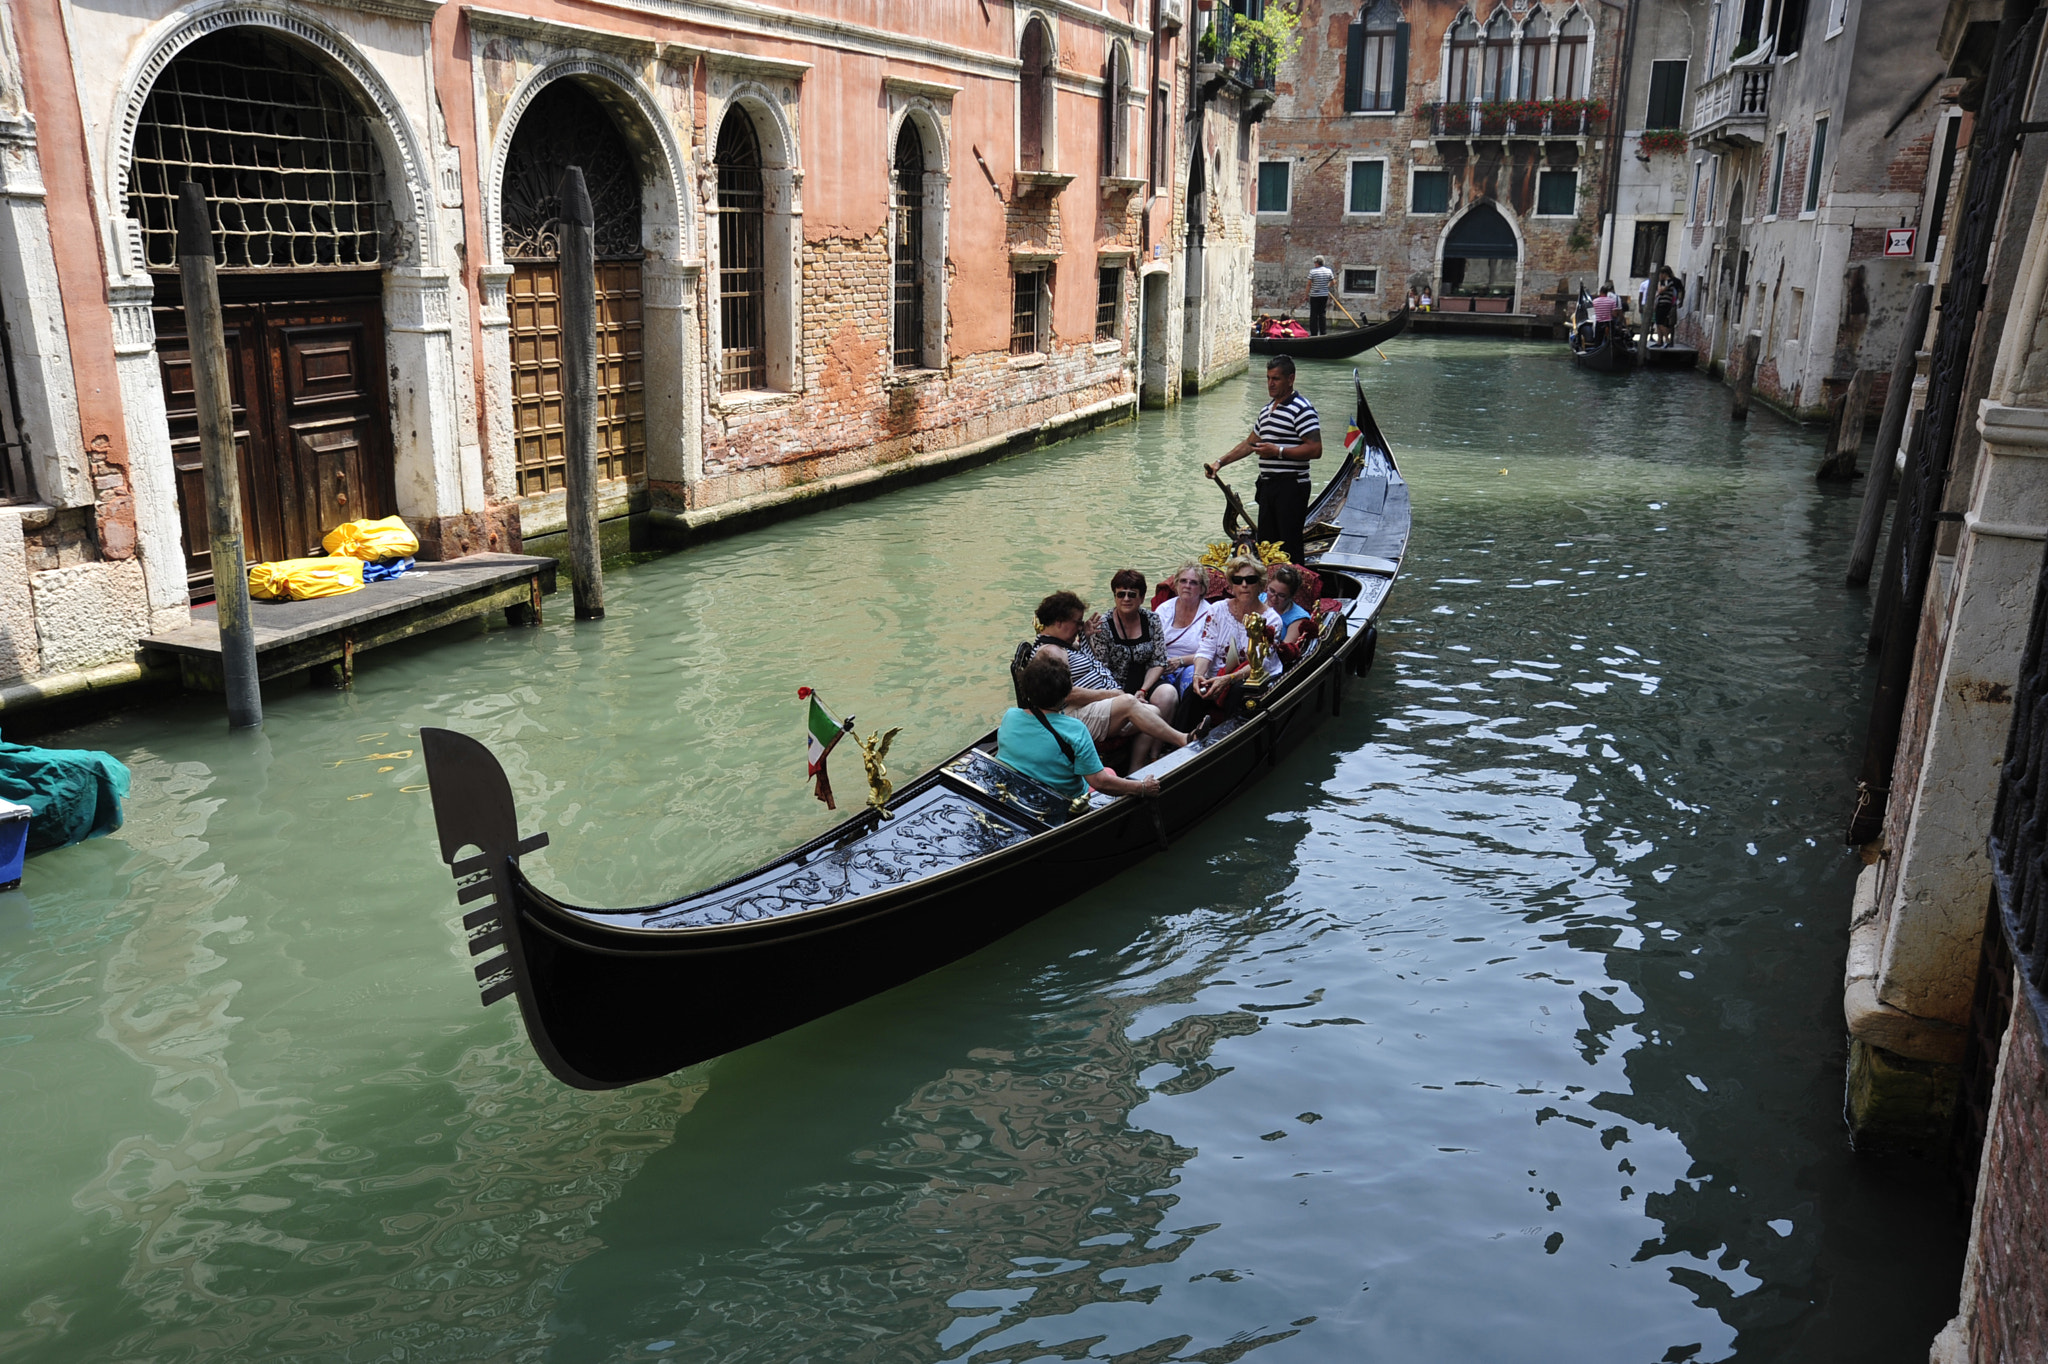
[857,726,904,819]
[1243,612,1275,697]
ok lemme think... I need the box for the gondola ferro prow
[420,727,549,1009]
[1213,470,1256,545]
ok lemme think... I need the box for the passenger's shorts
[1655,303,1676,325]
[1063,698,1119,741]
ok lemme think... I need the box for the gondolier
[1304,255,1335,336]
[1205,355,1322,565]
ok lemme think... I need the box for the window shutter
[1344,23,1366,112]
[1392,24,1410,114]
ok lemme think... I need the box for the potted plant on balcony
[1223,0,1302,89]
[1639,129,1689,155]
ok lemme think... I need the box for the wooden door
[156,278,394,595]
[509,260,643,494]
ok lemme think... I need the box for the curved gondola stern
[421,727,616,1091]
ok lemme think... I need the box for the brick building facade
[0,0,1263,694]
[1668,0,1956,418]
[1249,0,1631,324]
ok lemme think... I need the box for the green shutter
[1344,23,1366,112]
[1393,24,1410,113]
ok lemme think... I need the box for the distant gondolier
[1205,355,1323,565]
[1304,256,1336,336]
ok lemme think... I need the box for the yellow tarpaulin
[321,516,419,561]
[248,556,365,602]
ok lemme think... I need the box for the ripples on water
[0,341,1964,1361]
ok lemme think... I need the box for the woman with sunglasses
[1191,554,1286,713]
[1087,568,1175,767]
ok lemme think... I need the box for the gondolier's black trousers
[1257,474,1310,566]
[1308,296,1328,335]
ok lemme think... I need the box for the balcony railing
[1691,66,1771,147]
[1420,99,1610,139]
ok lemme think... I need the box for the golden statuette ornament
[857,726,903,819]
[1243,613,1275,694]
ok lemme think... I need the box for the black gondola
[1570,322,1637,372]
[421,378,1412,1090]
[1250,306,1410,359]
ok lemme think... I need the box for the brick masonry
[1963,989,2048,1362]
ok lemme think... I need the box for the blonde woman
[1192,554,1286,711]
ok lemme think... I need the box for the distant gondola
[421,378,1412,1090]
[1251,306,1411,360]
[1570,323,1637,373]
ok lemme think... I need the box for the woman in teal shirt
[997,653,1161,800]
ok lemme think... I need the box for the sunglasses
[1113,588,1142,599]
[1229,574,1262,585]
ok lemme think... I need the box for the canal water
[2,340,1965,1361]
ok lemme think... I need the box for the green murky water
[1,341,1963,1361]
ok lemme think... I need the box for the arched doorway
[135,28,396,592]
[499,80,645,496]
[1441,202,1519,311]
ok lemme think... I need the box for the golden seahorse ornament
[1243,612,1275,693]
[857,726,903,818]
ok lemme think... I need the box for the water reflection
[0,344,1966,1362]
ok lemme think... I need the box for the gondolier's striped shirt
[1256,391,1321,485]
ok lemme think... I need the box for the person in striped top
[1203,356,1323,565]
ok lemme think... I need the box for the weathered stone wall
[1944,992,2048,1362]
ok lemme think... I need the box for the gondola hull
[1571,329,1637,372]
[1251,307,1410,359]
[424,384,1411,1089]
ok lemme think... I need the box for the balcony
[1420,100,1609,141]
[1691,66,1771,150]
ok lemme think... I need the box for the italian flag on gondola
[799,686,853,809]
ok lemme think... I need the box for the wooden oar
[1329,294,1360,328]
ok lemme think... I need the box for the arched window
[1555,8,1590,98]
[1347,0,1405,114]
[892,120,926,368]
[715,109,766,393]
[1481,10,1514,102]
[1020,18,1054,172]
[1103,43,1131,177]
[1517,10,1553,101]
[1447,12,1482,105]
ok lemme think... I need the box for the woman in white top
[1156,563,1215,696]
[1193,555,1285,714]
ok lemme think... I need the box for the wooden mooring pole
[1847,282,1934,587]
[1730,331,1761,421]
[175,183,262,728]
[1815,367,1874,482]
[559,166,604,620]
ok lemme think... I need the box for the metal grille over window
[716,111,768,393]
[1011,271,1043,355]
[501,81,643,262]
[893,122,925,369]
[1096,267,1121,343]
[501,79,645,497]
[128,30,383,269]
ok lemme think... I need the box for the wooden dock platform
[1641,343,1701,369]
[141,553,558,690]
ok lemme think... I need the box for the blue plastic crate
[0,800,30,891]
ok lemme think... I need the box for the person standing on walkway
[1304,256,1336,336]
[1204,356,1323,565]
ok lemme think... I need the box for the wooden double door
[155,272,395,595]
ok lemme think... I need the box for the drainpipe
[1598,0,1640,294]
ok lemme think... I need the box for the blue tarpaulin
[0,738,130,851]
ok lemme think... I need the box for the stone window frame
[1016,9,1060,174]
[701,55,808,407]
[1255,158,1293,216]
[1103,39,1135,179]
[1345,157,1388,217]
[1533,168,1578,218]
[1802,113,1829,219]
[1765,128,1787,220]
[1408,165,1452,215]
[884,79,956,375]
[1825,0,1849,39]
[1342,266,1380,296]
[1008,253,1055,365]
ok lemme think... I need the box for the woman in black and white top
[1087,568,1175,768]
